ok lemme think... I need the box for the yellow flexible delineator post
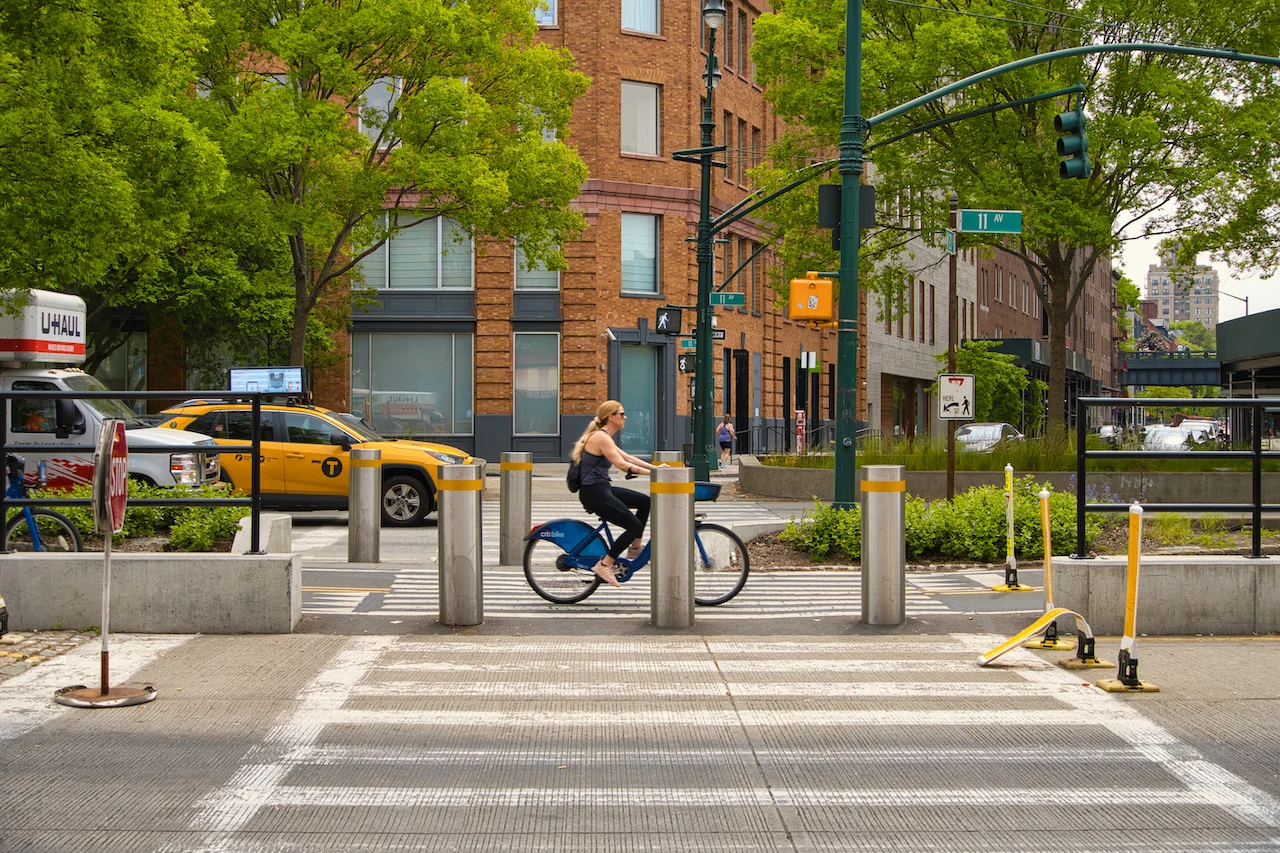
[992,464,1032,591]
[978,608,1098,666]
[1096,503,1160,692]
[1026,489,1074,650]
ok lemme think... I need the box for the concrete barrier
[231,512,294,554]
[0,553,302,634]
[1054,555,1280,635]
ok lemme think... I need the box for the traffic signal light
[1054,107,1089,179]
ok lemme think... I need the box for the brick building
[319,0,844,462]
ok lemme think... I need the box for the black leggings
[579,483,651,560]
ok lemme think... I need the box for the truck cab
[0,290,220,489]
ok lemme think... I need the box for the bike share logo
[539,528,564,539]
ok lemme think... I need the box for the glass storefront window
[619,345,656,455]
[514,333,559,435]
[350,332,474,436]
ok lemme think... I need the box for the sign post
[795,410,807,455]
[56,419,156,709]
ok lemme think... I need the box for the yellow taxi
[158,400,473,526]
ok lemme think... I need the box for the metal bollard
[499,452,532,566]
[652,450,684,466]
[650,465,695,628]
[437,461,485,626]
[861,464,906,626]
[348,448,382,563]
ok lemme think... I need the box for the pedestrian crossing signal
[655,307,682,334]
[678,354,695,373]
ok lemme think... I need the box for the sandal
[627,540,644,560]
[592,559,621,588]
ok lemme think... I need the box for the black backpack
[566,459,582,493]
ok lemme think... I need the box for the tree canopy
[752,0,1280,431]
[190,0,591,365]
[0,0,225,316]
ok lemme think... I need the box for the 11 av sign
[958,209,1023,234]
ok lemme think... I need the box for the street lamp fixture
[702,0,725,30]
[1219,289,1249,316]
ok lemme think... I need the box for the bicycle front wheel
[693,522,749,606]
[524,537,601,604]
[6,510,83,553]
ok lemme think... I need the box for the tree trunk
[291,274,310,367]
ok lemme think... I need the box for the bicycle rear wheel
[693,522,749,605]
[6,510,83,553]
[524,537,602,604]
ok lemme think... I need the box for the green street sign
[709,292,746,306]
[958,209,1023,234]
[945,228,956,255]
[679,338,697,349]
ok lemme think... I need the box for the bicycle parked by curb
[522,481,748,606]
[4,454,82,553]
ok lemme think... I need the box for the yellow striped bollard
[1025,489,1074,651]
[992,463,1032,591]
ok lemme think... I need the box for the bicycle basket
[693,481,721,502]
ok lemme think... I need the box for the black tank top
[579,449,613,486]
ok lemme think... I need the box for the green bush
[26,481,248,551]
[779,500,861,561]
[778,477,1101,563]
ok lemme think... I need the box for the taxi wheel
[381,474,432,527]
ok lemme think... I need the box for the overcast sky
[1116,230,1279,323]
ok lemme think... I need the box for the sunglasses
[616,411,627,417]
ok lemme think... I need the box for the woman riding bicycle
[571,400,654,587]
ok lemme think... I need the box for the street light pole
[1219,289,1248,318]
[692,0,725,483]
[832,0,864,508]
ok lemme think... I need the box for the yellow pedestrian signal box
[789,272,834,321]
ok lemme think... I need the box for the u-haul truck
[1,290,220,489]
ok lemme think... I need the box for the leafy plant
[780,500,861,561]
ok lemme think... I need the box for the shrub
[777,476,1101,563]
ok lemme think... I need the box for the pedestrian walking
[718,415,737,465]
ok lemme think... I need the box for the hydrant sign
[938,374,975,421]
[92,419,129,534]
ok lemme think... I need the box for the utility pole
[947,192,958,501]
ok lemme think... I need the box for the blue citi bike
[522,480,748,606]
[4,454,82,553]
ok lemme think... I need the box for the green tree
[0,1,225,306]
[1114,275,1140,352]
[753,0,1280,433]
[190,0,591,366]
[1168,320,1215,352]
[1138,384,1220,421]
[934,340,1045,432]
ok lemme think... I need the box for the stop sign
[92,419,129,534]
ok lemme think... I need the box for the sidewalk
[2,627,1279,852]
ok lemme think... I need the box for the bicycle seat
[5,454,23,480]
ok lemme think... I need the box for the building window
[360,76,401,147]
[724,2,734,68]
[515,243,560,290]
[514,333,560,435]
[350,332,474,436]
[621,81,660,155]
[359,214,474,290]
[621,213,660,293]
[622,0,659,34]
[980,269,988,305]
[737,10,748,78]
[535,0,557,25]
[929,285,936,345]
[737,118,747,183]
[995,267,1003,302]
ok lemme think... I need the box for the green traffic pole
[832,0,864,508]
[692,24,718,483]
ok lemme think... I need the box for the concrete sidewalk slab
[1,630,1279,852]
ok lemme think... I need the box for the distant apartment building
[1145,250,1219,330]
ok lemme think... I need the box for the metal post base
[1057,635,1113,670]
[992,564,1033,592]
[1096,649,1160,693]
[55,684,157,708]
[1025,618,1075,650]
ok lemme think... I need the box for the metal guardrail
[1075,396,1280,559]
[740,422,838,456]
[0,390,265,553]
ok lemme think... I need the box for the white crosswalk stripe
[173,634,1280,852]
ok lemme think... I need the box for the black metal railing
[1075,396,1280,558]
[0,390,265,553]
